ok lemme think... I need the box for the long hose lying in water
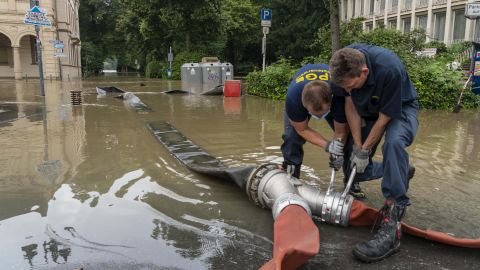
[146,120,480,267]
[102,89,480,269]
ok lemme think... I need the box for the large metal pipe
[246,163,353,227]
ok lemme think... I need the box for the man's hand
[324,140,344,156]
[350,147,370,173]
[329,155,344,171]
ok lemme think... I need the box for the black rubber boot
[352,199,405,263]
[348,182,366,199]
[408,165,415,180]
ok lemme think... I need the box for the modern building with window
[340,0,480,45]
[0,0,81,79]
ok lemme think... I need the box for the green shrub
[245,58,296,99]
[425,41,448,54]
[409,59,459,109]
[408,58,480,110]
[81,42,105,76]
[448,41,471,54]
[145,60,164,78]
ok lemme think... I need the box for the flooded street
[0,77,479,269]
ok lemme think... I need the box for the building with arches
[0,0,80,79]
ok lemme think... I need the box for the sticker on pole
[24,6,52,27]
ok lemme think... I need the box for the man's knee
[382,139,405,154]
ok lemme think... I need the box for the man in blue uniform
[281,63,347,178]
[329,44,419,262]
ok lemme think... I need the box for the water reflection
[21,239,71,266]
[0,81,87,220]
[1,169,271,269]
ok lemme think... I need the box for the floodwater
[0,77,479,270]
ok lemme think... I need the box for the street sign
[466,3,480,19]
[54,42,64,49]
[51,40,65,57]
[261,8,272,27]
[262,26,269,35]
[24,6,52,27]
[261,8,272,21]
[168,53,173,62]
[54,49,65,57]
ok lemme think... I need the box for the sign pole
[466,3,480,75]
[30,0,45,96]
[470,18,477,75]
[262,33,267,72]
[169,47,172,71]
[35,24,45,96]
[167,46,173,78]
[260,8,272,72]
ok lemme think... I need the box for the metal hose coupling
[271,192,312,220]
[245,164,312,220]
[246,163,354,226]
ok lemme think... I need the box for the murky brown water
[0,77,479,269]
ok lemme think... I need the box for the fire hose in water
[99,89,480,268]
[146,120,480,269]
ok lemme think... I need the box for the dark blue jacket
[331,44,418,120]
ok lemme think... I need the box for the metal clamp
[325,138,343,196]
[342,165,357,198]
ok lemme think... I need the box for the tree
[265,0,329,63]
[79,0,125,74]
[221,0,261,71]
[330,0,340,53]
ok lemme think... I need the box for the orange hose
[349,200,480,248]
[260,205,320,270]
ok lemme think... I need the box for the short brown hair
[329,48,366,85]
[301,80,332,111]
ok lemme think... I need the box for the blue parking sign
[261,8,272,21]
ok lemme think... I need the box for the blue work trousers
[281,113,336,178]
[281,112,306,178]
[343,101,419,206]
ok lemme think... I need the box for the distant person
[329,44,418,262]
[281,64,347,178]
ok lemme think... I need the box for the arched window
[0,33,12,66]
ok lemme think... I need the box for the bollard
[70,90,82,106]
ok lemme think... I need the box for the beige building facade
[0,0,81,79]
[340,0,480,45]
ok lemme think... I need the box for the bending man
[281,63,347,178]
[329,44,418,262]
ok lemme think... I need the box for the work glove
[324,140,344,156]
[350,147,370,173]
[329,154,344,171]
